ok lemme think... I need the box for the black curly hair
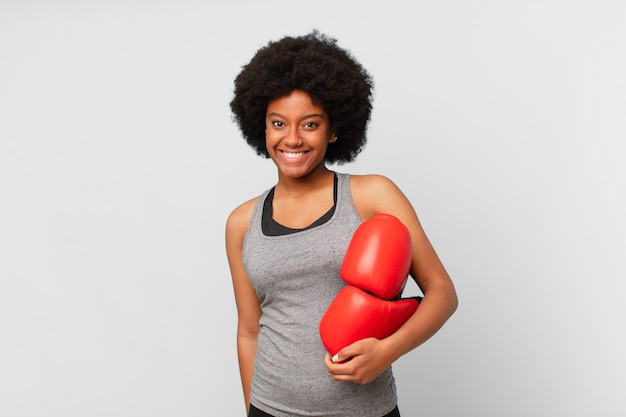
[230,30,374,164]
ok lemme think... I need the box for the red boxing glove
[319,286,420,356]
[319,213,419,356]
[340,213,412,300]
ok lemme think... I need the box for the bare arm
[326,174,458,383]
[225,199,262,412]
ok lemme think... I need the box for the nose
[283,128,302,148]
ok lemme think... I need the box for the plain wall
[1,1,625,415]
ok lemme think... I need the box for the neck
[275,165,334,196]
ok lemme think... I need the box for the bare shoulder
[349,173,395,187]
[349,174,411,220]
[225,197,259,243]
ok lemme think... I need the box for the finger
[324,353,334,369]
[326,353,353,374]
[325,353,347,373]
[331,342,361,364]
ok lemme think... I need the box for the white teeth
[283,151,304,159]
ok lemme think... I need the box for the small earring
[332,135,338,143]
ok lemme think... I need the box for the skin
[225,90,458,413]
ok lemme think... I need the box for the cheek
[265,133,277,146]
[264,134,279,157]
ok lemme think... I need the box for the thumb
[331,343,358,364]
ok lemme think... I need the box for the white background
[1,1,625,416]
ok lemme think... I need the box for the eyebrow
[267,112,326,119]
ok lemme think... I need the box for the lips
[282,151,306,159]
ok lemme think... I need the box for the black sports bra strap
[262,173,338,236]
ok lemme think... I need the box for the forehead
[266,90,327,117]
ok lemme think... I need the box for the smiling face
[265,90,336,181]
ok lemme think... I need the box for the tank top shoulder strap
[335,172,361,222]
[244,187,272,241]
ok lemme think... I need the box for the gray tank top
[242,172,398,417]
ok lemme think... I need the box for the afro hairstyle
[230,30,374,164]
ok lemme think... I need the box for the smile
[282,151,306,159]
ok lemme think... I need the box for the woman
[226,31,458,417]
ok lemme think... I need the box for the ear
[329,132,337,143]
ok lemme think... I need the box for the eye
[303,121,318,129]
[272,120,285,128]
